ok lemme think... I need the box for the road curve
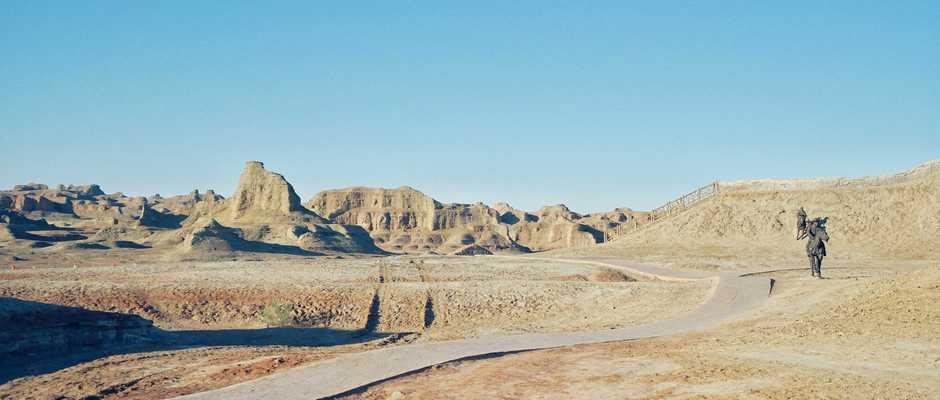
[177,257,771,400]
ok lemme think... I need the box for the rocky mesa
[159,161,382,258]
[1,160,650,258]
[307,187,628,254]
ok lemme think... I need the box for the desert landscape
[1,158,937,399]
[3,4,938,398]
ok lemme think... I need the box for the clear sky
[2,2,937,212]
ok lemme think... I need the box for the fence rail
[603,181,720,242]
[650,182,719,219]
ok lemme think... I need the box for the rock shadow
[0,297,400,384]
[241,240,324,256]
[9,229,87,242]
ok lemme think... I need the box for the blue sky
[1,2,937,212]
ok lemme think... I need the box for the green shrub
[260,300,294,327]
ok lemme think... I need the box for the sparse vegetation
[260,300,294,327]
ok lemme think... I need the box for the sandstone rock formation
[11,183,49,192]
[137,201,180,228]
[307,186,440,231]
[577,208,652,240]
[0,224,14,241]
[493,202,538,225]
[308,187,613,253]
[1,161,385,257]
[0,175,232,254]
[489,204,604,252]
[1,159,638,255]
[1,183,107,216]
[230,161,307,221]
[149,189,223,216]
[160,162,382,257]
[0,209,51,229]
[308,187,517,253]
[0,209,56,243]
[494,203,645,251]
[8,157,935,259]
[179,219,244,255]
[173,161,329,230]
[61,184,106,197]
[89,226,152,245]
[0,182,219,231]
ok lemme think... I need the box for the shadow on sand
[0,297,398,384]
[241,240,325,256]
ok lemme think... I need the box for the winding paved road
[178,257,771,400]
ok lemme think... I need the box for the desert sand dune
[565,159,940,267]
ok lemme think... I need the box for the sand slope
[601,159,940,261]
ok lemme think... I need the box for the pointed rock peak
[537,204,581,220]
[204,190,222,201]
[188,218,234,236]
[200,218,225,230]
[12,183,49,192]
[84,184,105,197]
[230,161,303,220]
[61,184,105,197]
[492,202,517,213]
[244,160,265,170]
[137,202,159,226]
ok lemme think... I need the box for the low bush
[260,300,294,327]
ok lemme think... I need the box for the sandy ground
[0,255,710,399]
[4,160,935,400]
[338,260,940,400]
[0,256,709,332]
[1,335,416,400]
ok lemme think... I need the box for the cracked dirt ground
[0,256,711,399]
[338,263,940,399]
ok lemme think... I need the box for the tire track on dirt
[178,256,771,400]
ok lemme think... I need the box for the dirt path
[334,263,940,399]
[177,256,772,400]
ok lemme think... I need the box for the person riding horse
[803,217,829,278]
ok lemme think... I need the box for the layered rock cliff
[162,162,382,257]
[0,182,221,229]
[308,186,513,253]
[1,160,632,256]
[308,187,610,253]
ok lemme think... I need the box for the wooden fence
[650,182,719,219]
[602,182,720,242]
